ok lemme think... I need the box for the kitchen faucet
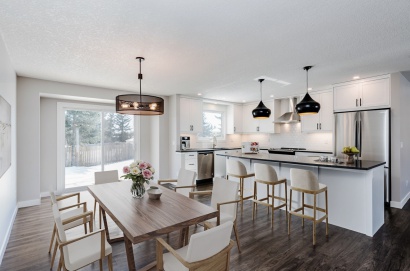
[212,136,217,148]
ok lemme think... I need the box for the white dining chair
[51,204,113,271]
[189,177,241,252]
[94,170,119,228]
[158,168,197,197]
[156,221,234,271]
[49,191,93,269]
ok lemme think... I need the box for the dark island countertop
[216,152,385,171]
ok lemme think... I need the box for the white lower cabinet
[182,152,198,173]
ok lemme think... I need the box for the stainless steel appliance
[197,151,214,183]
[180,136,191,150]
[273,97,301,123]
[268,147,306,155]
[335,109,390,202]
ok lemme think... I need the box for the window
[58,103,135,192]
[199,110,225,139]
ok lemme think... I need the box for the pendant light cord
[139,58,142,104]
[259,78,265,101]
[306,68,308,94]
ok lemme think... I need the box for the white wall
[18,77,169,203]
[0,32,17,264]
[389,72,410,208]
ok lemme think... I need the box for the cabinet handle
[188,163,194,165]
[360,98,362,106]
[320,123,322,130]
[234,127,236,132]
[356,99,358,107]
[189,155,194,157]
[257,126,259,132]
[317,123,319,130]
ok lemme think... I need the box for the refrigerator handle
[359,120,362,158]
[355,120,358,148]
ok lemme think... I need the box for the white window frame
[197,109,226,141]
[56,102,140,194]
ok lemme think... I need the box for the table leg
[178,227,189,247]
[124,235,137,271]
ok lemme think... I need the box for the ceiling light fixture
[252,79,271,119]
[116,57,164,115]
[295,66,320,116]
[353,76,360,79]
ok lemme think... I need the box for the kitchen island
[217,152,386,237]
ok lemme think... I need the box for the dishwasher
[197,151,214,184]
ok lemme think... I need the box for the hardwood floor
[2,185,410,271]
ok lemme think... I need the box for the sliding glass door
[62,106,134,190]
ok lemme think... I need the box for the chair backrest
[176,168,197,197]
[94,170,119,185]
[50,191,58,205]
[254,163,278,182]
[290,168,319,191]
[227,160,247,176]
[211,177,239,220]
[185,221,233,263]
[51,204,67,243]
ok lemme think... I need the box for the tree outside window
[199,111,224,139]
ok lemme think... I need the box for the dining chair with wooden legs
[252,163,288,228]
[190,177,241,252]
[157,168,197,197]
[288,168,329,246]
[226,159,255,214]
[49,192,94,270]
[94,170,119,229]
[157,221,235,271]
[51,204,113,271]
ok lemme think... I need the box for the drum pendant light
[116,57,164,115]
[252,79,271,119]
[296,66,320,115]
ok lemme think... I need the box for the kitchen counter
[216,152,385,170]
[219,153,385,237]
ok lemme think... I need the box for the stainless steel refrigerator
[334,109,390,202]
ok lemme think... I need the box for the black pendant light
[116,57,164,115]
[295,66,320,115]
[252,79,271,119]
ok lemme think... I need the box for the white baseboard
[390,190,410,209]
[17,199,41,208]
[40,191,50,198]
[0,206,18,265]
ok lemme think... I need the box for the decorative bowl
[147,186,162,200]
[341,152,360,164]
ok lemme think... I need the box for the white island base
[225,156,385,237]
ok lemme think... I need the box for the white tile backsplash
[182,123,333,151]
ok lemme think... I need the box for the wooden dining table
[88,181,218,271]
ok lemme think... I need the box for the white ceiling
[1,1,410,103]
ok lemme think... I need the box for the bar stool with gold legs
[252,163,288,228]
[288,168,329,246]
[226,159,255,214]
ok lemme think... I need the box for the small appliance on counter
[180,136,191,150]
[242,142,259,154]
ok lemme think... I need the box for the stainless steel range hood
[273,97,300,123]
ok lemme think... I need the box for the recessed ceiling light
[308,88,312,91]
[242,100,246,103]
[353,76,360,79]
[270,95,274,98]
[197,93,202,96]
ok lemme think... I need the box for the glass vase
[131,181,145,198]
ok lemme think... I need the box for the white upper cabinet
[333,76,390,112]
[179,97,203,133]
[227,104,243,134]
[241,100,280,133]
[301,90,334,132]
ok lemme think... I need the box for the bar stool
[226,159,255,214]
[252,163,288,228]
[288,168,329,246]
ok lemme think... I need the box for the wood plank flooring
[1,185,410,271]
